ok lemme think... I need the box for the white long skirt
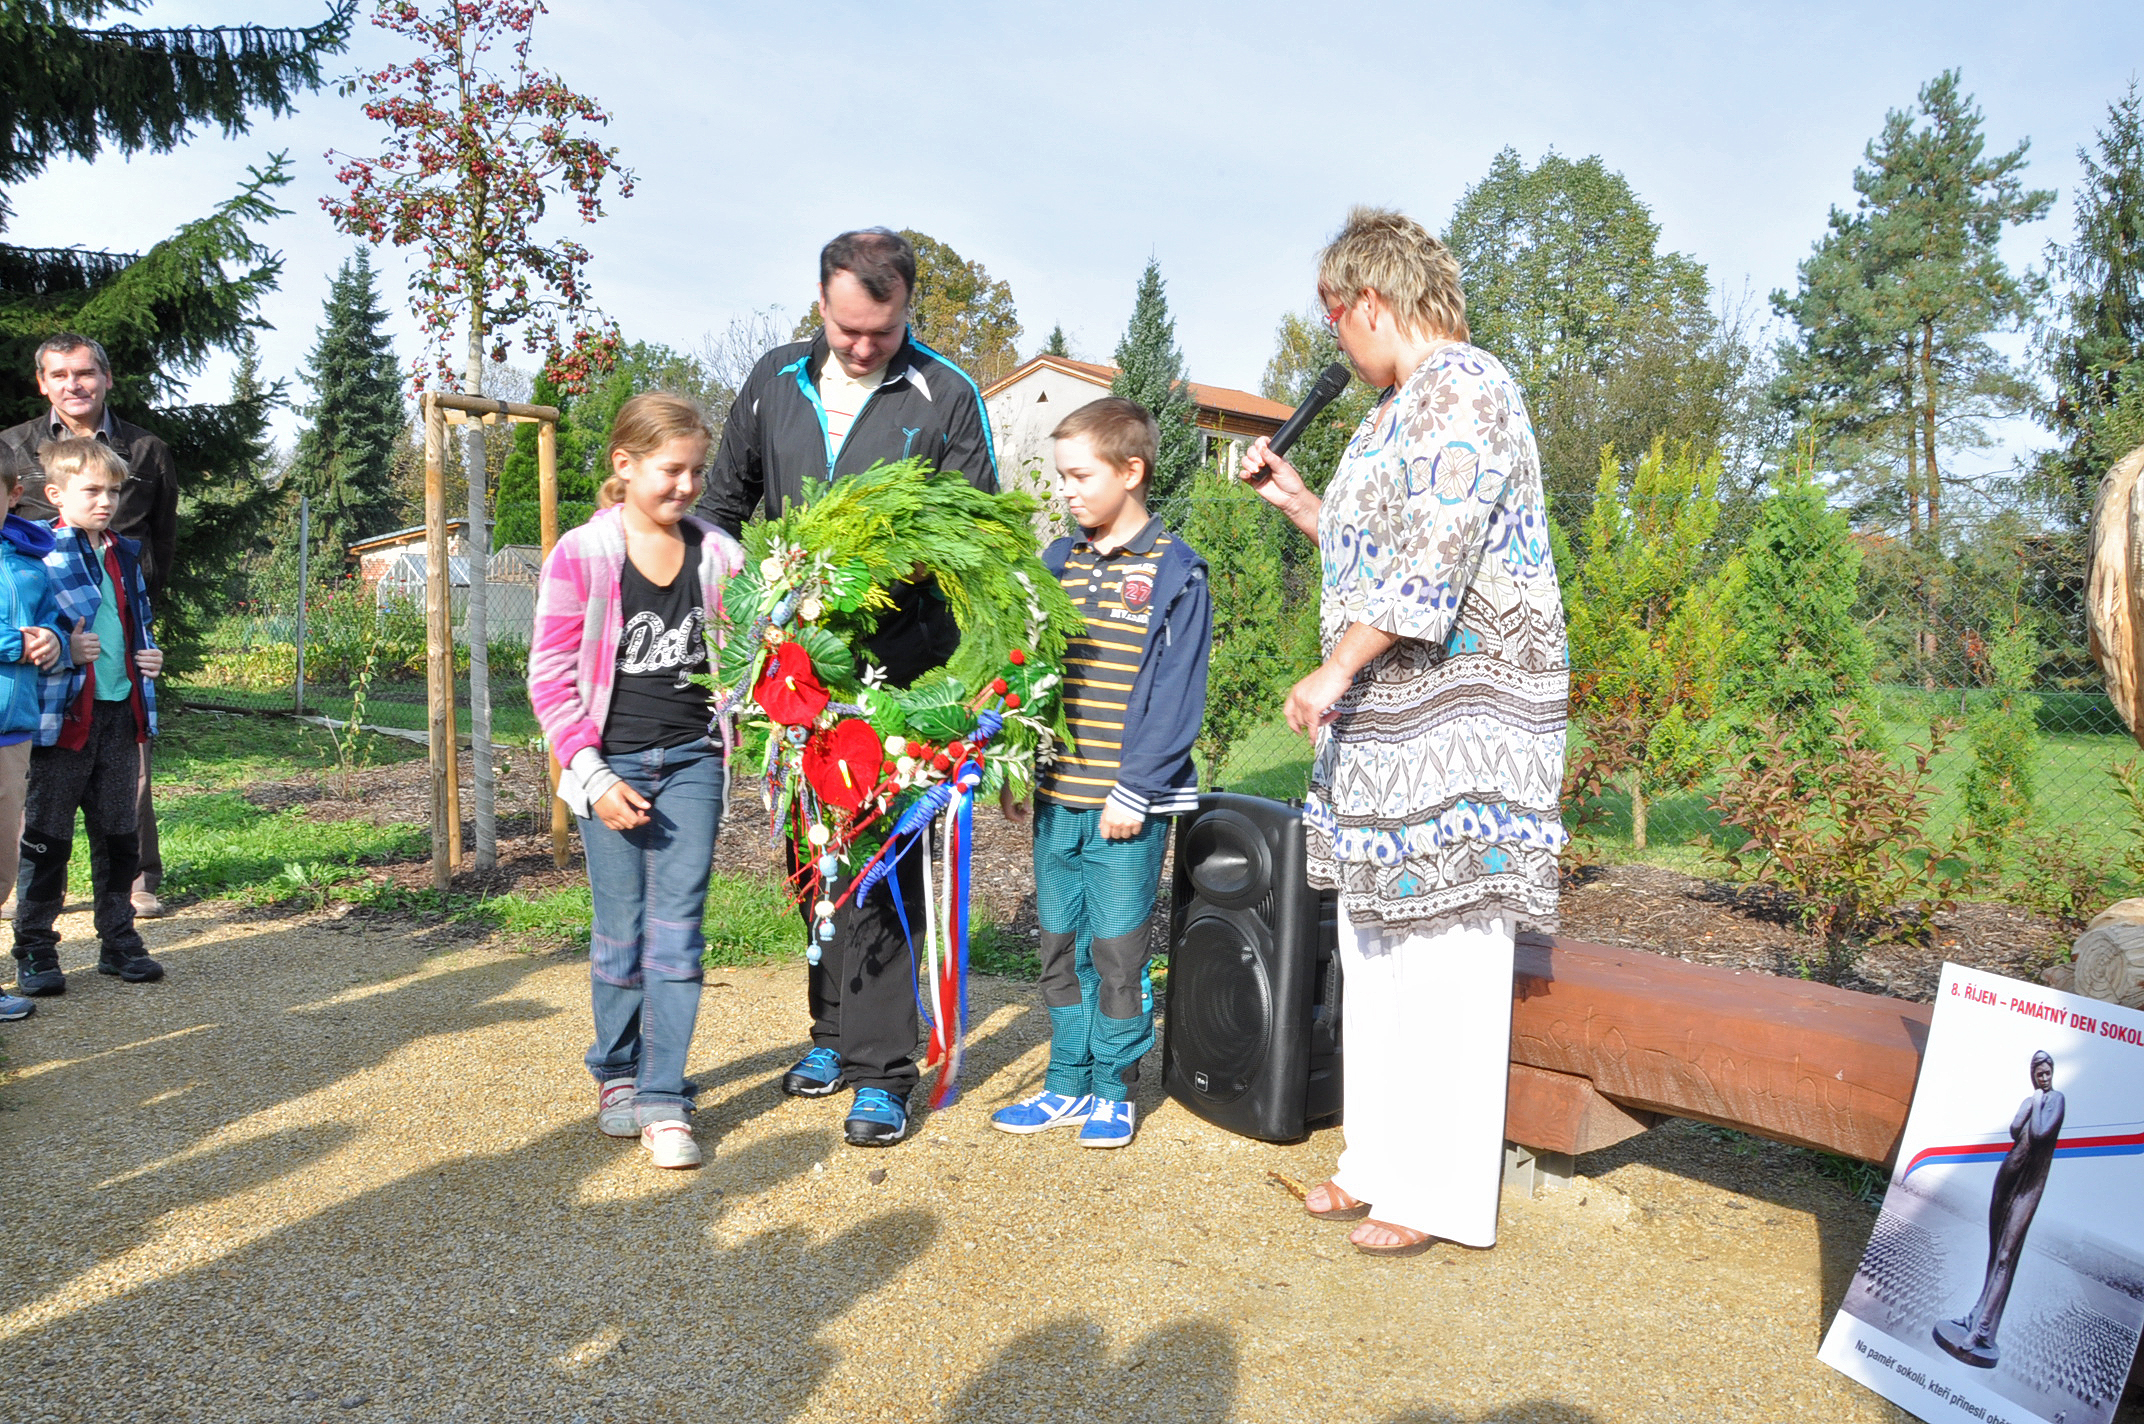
[1329,912,1516,1247]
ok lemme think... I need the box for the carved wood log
[1509,935,1931,1164]
[2087,443,2144,743]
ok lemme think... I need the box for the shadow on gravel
[689,992,1048,1145]
[944,1315,1237,1423]
[1577,1115,1880,1333]
[0,912,559,1320]
[5,1089,940,1421]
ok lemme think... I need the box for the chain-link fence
[168,537,542,749]
[170,501,2140,908]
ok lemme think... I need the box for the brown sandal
[1351,1220,1436,1257]
[1305,1181,1372,1221]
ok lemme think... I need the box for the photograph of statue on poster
[1820,963,2144,1424]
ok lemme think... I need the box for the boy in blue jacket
[992,397,1211,1149]
[12,439,163,995]
[0,457,67,1016]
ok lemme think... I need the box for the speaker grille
[1171,912,1272,1101]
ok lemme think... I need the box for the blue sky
[10,1,2143,468]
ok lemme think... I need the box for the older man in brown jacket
[0,334,179,919]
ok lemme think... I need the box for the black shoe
[843,1087,913,1147]
[98,948,164,983]
[781,1046,848,1098]
[14,957,64,996]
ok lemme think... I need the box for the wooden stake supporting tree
[421,392,562,891]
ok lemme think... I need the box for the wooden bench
[1501,934,1933,1167]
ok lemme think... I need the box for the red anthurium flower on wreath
[754,640,830,726]
[803,719,886,812]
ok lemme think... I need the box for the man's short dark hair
[34,332,110,377]
[819,228,916,306]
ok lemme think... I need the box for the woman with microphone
[1238,207,1567,1257]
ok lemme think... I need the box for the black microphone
[1249,362,1352,483]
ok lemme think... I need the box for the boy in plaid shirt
[10,438,163,994]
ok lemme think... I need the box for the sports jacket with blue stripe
[697,331,998,686]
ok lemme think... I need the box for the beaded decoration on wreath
[703,459,1084,1107]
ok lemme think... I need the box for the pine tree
[1043,325,1070,358]
[1110,259,1201,527]
[1,2,350,652]
[286,249,404,570]
[1773,71,2052,541]
[2038,81,2144,519]
[1726,462,1878,758]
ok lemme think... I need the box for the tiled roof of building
[984,354,1294,423]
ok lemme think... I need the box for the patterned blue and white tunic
[1306,343,1568,934]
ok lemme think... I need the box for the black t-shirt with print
[603,524,714,756]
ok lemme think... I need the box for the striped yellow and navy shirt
[1039,516,1174,808]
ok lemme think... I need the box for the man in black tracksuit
[697,228,997,1146]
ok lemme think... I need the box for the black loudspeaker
[1162,792,1343,1142]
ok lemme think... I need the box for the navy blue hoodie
[1042,527,1212,818]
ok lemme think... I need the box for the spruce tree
[1043,325,1070,357]
[2038,81,2144,519]
[1726,467,1877,758]
[286,249,404,569]
[0,2,350,652]
[1181,465,1290,786]
[1110,259,1201,527]
[1563,440,1742,850]
[177,332,281,634]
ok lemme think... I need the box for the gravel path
[1,900,1932,1424]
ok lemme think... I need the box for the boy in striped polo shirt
[993,398,1210,1148]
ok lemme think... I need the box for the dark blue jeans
[577,737,724,1126]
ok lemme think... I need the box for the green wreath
[712,459,1085,841]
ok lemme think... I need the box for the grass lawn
[106,707,803,967]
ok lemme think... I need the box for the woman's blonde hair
[1317,206,1469,343]
[598,392,714,508]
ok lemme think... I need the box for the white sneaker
[640,1119,701,1169]
[596,1078,637,1138]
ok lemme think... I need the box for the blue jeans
[577,737,724,1126]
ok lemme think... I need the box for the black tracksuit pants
[793,832,928,1096]
[14,701,143,965]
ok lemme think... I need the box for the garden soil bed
[238,747,2077,1004]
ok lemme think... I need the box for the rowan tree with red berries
[323,0,633,395]
[323,0,634,870]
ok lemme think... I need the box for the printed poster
[1819,963,2144,1424]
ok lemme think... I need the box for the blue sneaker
[781,1046,847,1098]
[1078,1099,1137,1149]
[843,1087,911,1147]
[991,1090,1094,1135]
[0,992,33,1022]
